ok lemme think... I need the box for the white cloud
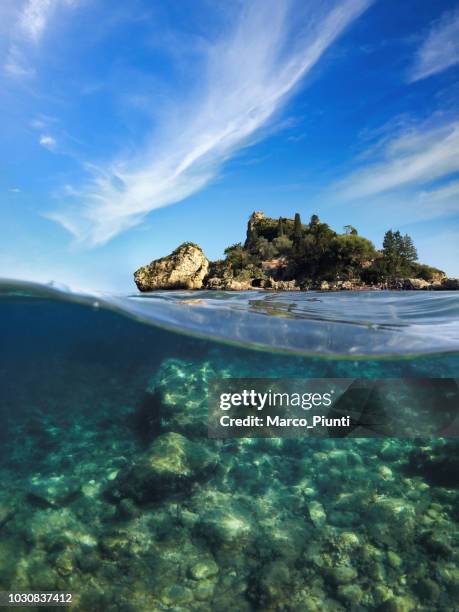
[19,0,55,41]
[9,188,21,193]
[4,44,35,77]
[48,0,372,246]
[409,9,459,82]
[335,120,459,200]
[39,134,57,149]
[3,0,77,77]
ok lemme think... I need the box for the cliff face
[134,212,456,291]
[134,243,209,291]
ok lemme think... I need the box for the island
[134,212,458,291]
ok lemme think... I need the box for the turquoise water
[0,280,458,611]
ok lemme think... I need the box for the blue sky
[0,0,458,291]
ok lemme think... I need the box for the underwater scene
[1,281,459,612]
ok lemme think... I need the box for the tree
[400,234,417,264]
[293,213,303,246]
[293,222,337,280]
[382,230,418,277]
[254,237,277,260]
[310,214,320,227]
[344,224,358,235]
[224,243,252,273]
[273,235,293,256]
[277,218,284,237]
[334,234,376,278]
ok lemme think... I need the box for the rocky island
[134,212,458,291]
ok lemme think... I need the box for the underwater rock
[379,595,415,612]
[197,506,253,548]
[145,359,218,436]
[386,551,402,569]
[257,560,292,604]
[337,584,363,605]
[160,585,194,606]
[188,558,219,580]
[407,442,459,488]
[308,500,327,528]
[420,530,453,558]
[26,475,81,508]
[327,565,358,585]
[415,578,440,602]
[109,432,217,503]
[116,498,141,521]
[54,550,74,577]
[0,499,16,528]
[134,242,209,291]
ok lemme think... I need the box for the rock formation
[107,432,217,503]
[134,242,209,291]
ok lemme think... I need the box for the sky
[0,0,458,292]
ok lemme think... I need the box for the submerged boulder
[27,475,81,508]
[134,242,209,291]
[407,442,459,488]
[108,432,217,503]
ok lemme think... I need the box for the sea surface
[0,279,458,611]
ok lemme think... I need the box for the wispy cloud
[19,0,56,41]
[3,0,77,77]
[335,119,459,201]
[48,0,372,246]
[4,43,36,78]
[409,8,459,82]
[39,134,57,149]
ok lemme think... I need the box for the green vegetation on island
[134,211,457,291]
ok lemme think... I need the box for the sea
[0,279,458,611]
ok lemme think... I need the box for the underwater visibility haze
[0,279,459,610]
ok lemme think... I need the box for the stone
[415,578,440,601]
[259,560,291,602]
[116,498,140,521]
[189,558,219,580]
[328,565,358,585]
[266,279,299,291]
[440,278,459,290]
[379,596,415,612]
[26,475,80,508]
[54,551,74,576]
[387,551,402,569]
[337,584,363,605]
[403,278,430,290]
[109,432,217,503]
[160,585,194,606]
[408,443,459,487]
[421,531,453,558]
[134,242,209,291]
[198,506,252,547]
[308,501,326,528]
[0,500,15,528]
